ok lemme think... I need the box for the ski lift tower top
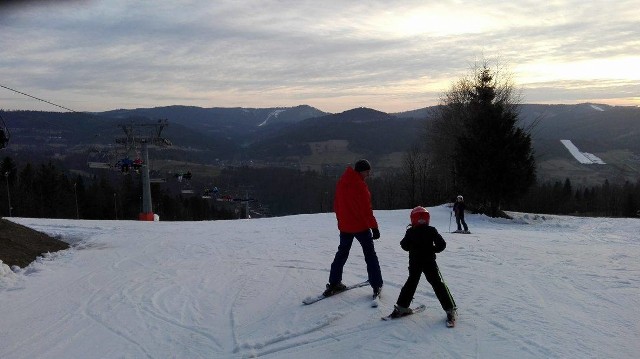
[115,119,171,221]
[115,119,171,149]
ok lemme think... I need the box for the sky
[1,205,638,358]
[1,0,639,114]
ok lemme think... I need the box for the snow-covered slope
[560,139,606,164]
[1,206,638,358]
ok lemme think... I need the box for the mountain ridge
[1,103,639,185]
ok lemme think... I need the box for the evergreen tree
[622,181,637,217]
[74,176,86,219]
[430,62,536,217]
[17,163,36,216]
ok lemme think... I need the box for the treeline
[0,157,236,220]
[367,166,639,219]
[1,155,638,221]
[507,178,640,218]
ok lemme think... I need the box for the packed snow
[1,205,638,358]
[560,139,606,164]
[258,110,286,127]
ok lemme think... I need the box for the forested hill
[0,103,639,219]
[1,103,639,183]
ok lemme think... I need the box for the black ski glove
[371,228,380,240]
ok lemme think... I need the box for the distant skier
[324,159,383,299]
[453,195,469,233]
[387,206,457,327]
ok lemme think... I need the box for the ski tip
[302,296,323,305]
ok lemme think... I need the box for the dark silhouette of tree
[16,163,37,216]
[74,176,86,219]
[1,153,636,220]
[428,61,536,217]
[402,144,421,207]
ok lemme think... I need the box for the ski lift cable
[2,84,169,168]
[1,84,81,113]
[0,84,139,136]
[0,83,113,145]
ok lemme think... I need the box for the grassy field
[537,149,640,186]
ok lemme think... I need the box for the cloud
[1,0,639,113]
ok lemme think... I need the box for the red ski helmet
[410,206,430,226]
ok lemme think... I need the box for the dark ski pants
[396,259,456,311]
[329,230,383,289]
[456,215,468,232]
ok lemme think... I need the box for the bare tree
[402,144,421,206]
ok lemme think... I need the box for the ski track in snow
[1,208,639,358]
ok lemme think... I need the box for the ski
[452,230,471,234]
[381,304,426,320]
[302,280,370,305]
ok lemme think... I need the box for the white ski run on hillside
[258,109,286,127]
[560,139,606,164]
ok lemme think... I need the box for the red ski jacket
[334,167,378,233]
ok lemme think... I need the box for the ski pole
[449,211,452,233]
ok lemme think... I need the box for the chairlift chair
[116,157,135,174]
[181,185,195,194]
[148,167,166,183]
[87,146,115,169]
[88,161,112,169]
[174,171,194,194]
[201,187,214,199]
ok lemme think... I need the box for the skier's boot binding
[323,282,347,296]
[446,308,457,326]
[372,286,382,300]
[389,304,412,318]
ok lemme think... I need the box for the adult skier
[324,159,383,299]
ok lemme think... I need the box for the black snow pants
[396,259,456,311]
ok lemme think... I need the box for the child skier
[387,206,457,327]
[453,195,470,233]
